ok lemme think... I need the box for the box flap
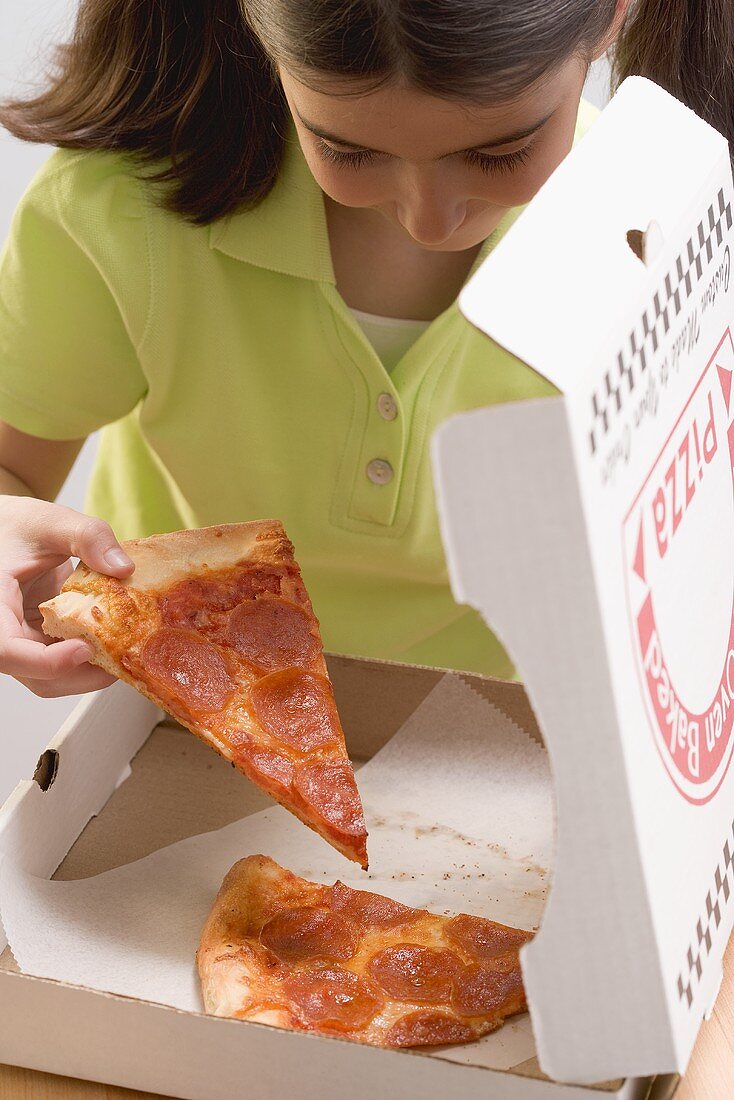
[434,77,734,1083]
[459,77,728,396]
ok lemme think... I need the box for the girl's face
[280,59,589,252]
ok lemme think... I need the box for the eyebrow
[296,109,555,156]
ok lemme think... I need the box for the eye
[464,143,534,176]
[315,137,378,169]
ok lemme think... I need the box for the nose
[396,167,467,246]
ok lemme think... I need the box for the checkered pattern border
[677,815,734,1008]
[588,189,733,457]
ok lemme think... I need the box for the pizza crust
[198,857,304,1028]
[120,521,291,590]
[40,590,109,652]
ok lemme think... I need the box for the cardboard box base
[0,656,678,1099]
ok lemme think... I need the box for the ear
[591,0,633,59]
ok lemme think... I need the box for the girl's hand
[0,497,135,697]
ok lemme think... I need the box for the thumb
[19,501,135,578]
[66,512,136,577]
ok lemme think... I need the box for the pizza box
[0,660,676,1099]
[432,76,734,1085]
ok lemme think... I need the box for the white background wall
[0,1,98,805]
[0,1,612,806]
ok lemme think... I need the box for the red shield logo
[623,328,734,803]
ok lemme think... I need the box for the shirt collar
[209,128,336,283]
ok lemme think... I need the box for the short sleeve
[0,150,148,440]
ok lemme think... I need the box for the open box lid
[433,78,734,1084]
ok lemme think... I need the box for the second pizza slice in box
[39,521,368,868]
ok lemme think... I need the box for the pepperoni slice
[446,914,532,961]
[249,748,293,790]
[293,762,366,838]
[329,882,420,930]
[227,597,319,673]
[233,739,294,794]
[159,569,283,631]
[282,965,380,1032]
[249,670,342,753]
[367,944,463,1004]
[160,567,283,629]
[139,628,235,714]
[450,958,525,1019]
[385,1011,473,1048]
[259,906,361,963]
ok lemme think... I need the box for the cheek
[511,111,579,204]
[477,156,558,207]
[476,125,576,208]
[300,149,389,209]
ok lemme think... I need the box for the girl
[0,1,731,698]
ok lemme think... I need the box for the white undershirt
[350,307,431,373]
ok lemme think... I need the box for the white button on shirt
[377,392,398,421]
[349,309,428,489]
[366,458,394,485]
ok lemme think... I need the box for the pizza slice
[197,855,532,1047]
[39,521,368,867]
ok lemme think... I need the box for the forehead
[280,60,584,155]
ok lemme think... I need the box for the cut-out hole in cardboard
[33,748,59,792]
[625,227,642,261]
[626,228,645,261]
[627,220,665,266]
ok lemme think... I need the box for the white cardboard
[0,684,161,955]
[0,676,649,1100]
[0,971,650,1100]
[0,676,549,1073]
[434,77,734,1082]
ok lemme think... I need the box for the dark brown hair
[614,1,734,137]
[1,0,733,225]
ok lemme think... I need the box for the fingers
[0,579,88,679]
[10,499,135,578]
[0,603,117,693]
[22,561,75,616]
[18,663,117,698]
[0,634,94,680]
[0,504,129,696]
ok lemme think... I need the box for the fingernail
[72,644,93,665]
[103,547,134,570]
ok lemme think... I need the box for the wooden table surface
[0,933,731,1099]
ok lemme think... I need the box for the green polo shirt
[0,102,597,678]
